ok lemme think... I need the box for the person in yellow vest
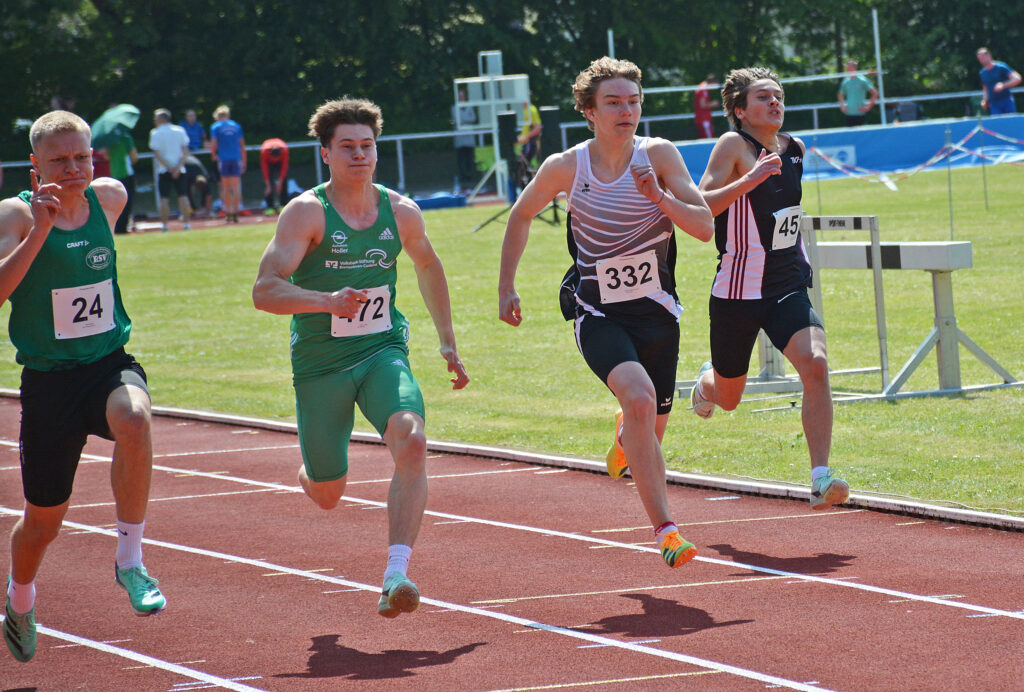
[517,93,542,167]
[0,111,166,663]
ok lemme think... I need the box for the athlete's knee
[18,509,66,546]
[107,392,152,442]
[620,388,657,425]
[392,428,427,474]
[299,467,346,510]
[796,351,830,386]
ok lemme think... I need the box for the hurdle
[811,237,1020,398]
[677,215,1021,404]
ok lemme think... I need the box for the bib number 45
[771,205,803,251]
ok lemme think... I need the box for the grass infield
[1,164,1021,515]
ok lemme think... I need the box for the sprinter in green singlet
[253,98,469,619]
[0,111,166,663]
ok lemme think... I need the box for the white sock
[811,466,829,483]
[654,522,678,539]
[383,544,412,581]
[7,577,36,614]
[116,520,145,569]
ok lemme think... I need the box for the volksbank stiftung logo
[86,246,112,270]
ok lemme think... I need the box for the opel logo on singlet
[331,230,348,246]
[86,246,112,270]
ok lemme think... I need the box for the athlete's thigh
[354,348,425,436]
[88,351,150,439]
[763,288,823,354]
[708,295,764,379]
[575,313,640,386]
[19,367,89,507]
[294,370,357,482]
[632,320,680,414]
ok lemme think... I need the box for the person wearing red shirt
[260,138,289,214]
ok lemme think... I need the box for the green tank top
[289,183,408,382]
[9,186,132,371]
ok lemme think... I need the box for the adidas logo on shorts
[379,227,395,240]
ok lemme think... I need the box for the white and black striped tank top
[566,136,679,322]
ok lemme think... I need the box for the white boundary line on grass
[0,507,831,692]
[0,614,265,691]
[143,402,1024,531]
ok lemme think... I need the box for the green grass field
[2,164,1021,514]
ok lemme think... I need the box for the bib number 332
[331,285,392,337]
[51,279,116,340]
[596,250,662,304]
[771,204,803,250]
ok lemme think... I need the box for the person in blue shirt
[977,47,1021,115]
[210,105,246,223]
[179,109,207,151]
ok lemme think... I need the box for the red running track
[0,397,1022,690]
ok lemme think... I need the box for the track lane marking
[0,508,832,692]
[18,452,1018,622]
[0,614,264,691]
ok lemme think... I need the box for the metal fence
[0,87,1016,218]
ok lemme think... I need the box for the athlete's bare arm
[699,132,783,216]
[392,192,469,389]
[498,150,577,326]
[91,176,128,231]
[252,191,368,318]
[634,138,714,242]
[0,171,62,305]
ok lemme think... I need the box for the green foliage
[2,1,1023,161]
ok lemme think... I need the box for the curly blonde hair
[572,57,643,131]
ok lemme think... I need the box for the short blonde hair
[29,110,91,152]
[213,105,231,120]
[721,67,783,131]
[307,98,383,146]
[572,57,643,131]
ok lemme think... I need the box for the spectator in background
[210,105,245,223]
[517,93,542,168]
[451,89,477,190]
[694,74,719,139]
[148,108,191,231]
[179,109,208,151]
[184,154,212,219]
[977,47,1021,115]
[837,59,878,126]
[104,131,139,234]
[260,137,289,215]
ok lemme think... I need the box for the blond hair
[213,105,231,120]
[572,57,643,131]
[721,67,783,131]
[307,98,383,146]
[29,110,91,152]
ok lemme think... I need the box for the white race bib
[52,279,116,340]
[330,285,392,337]
[595,250,662,304]
[771,204,803,250]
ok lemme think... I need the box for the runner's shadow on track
[706,543,856,576]
[275,635,485,681]
[585,593,753,638]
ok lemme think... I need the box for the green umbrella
[91,104,140,148]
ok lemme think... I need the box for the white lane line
[0,509,831,692]
[71,488,279,509]
[4,446,1020,622]
[80,464,1023,621]
[0,615,264,691]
